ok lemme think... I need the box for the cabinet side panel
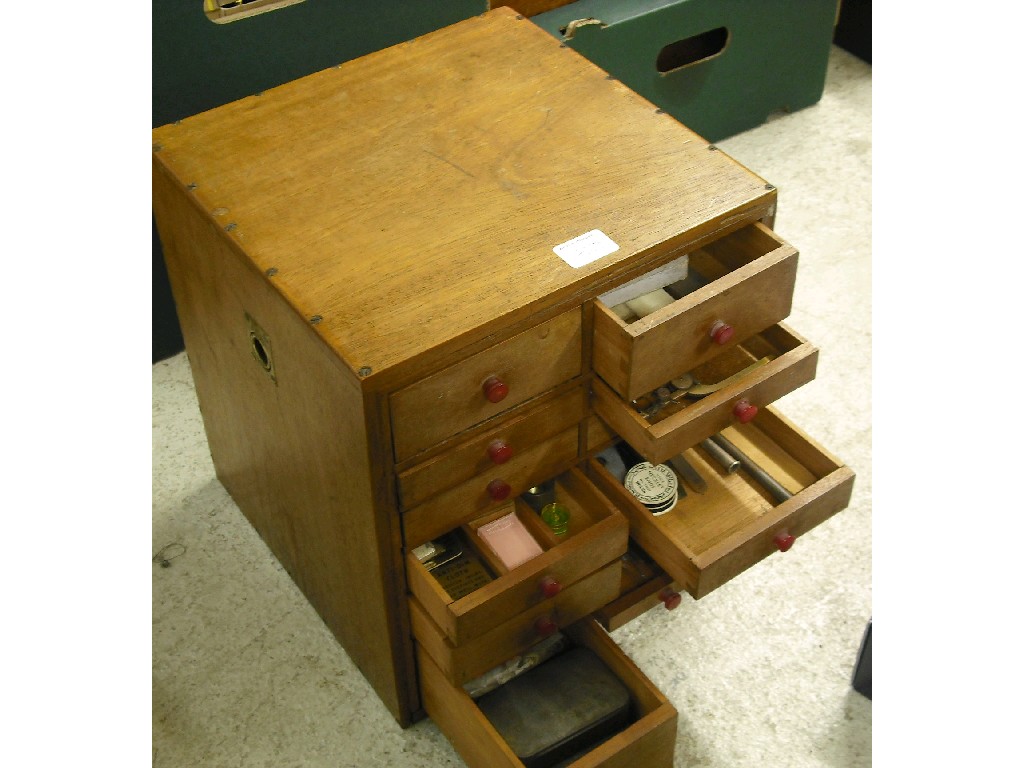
[153,163,413,723]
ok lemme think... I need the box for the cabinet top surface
[152,7,771,379]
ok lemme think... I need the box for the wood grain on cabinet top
[151,7,773,382]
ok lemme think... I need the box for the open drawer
[406,468,628,647]
[592,323,818,465]
[418,617,678,768]
[592,221,798,402]
[589,406,855,599]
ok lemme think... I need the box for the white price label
[553,229,619,268]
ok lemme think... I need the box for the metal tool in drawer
[707,433,793,504]
[413,531,495,600]
[633,356,771,421]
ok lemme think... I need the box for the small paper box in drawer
[477,511,545,570]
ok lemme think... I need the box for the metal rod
[708,433,793,504]
[700,438,740,473]
[667,453,707,494]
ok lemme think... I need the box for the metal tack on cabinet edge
[310,315,323,325]
[358,367,372,377]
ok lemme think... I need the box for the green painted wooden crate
[153,0,484,128]
[533,0,840,142]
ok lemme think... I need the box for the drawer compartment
[594,543,679,633]
[391,309,583,462]
[417,617,677,768]
[589,406,854,599]
[410,560,622,686]
[407,468,628,647]
[398,387,588,510]
[403,427,581,545]
[592,323,818,465]
[593,222,797,401]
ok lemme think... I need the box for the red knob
[486,479,511,501]
[487,439,514,465]
[539,576,562,598]
[774,530,796,552]
[659,588,682,610]
[709,320,735,345]
[534,616,558,637]
[483,376,509,403]
[733,399,758,423]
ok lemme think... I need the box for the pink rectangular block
[476,512,544,571]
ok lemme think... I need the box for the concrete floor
[153,44,871,767]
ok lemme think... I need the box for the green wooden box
[152,0,485,361]
[533,0,840,142]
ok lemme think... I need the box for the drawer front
[593,222,798,401]
[391,309,583,462]
[398,387,588,511]
[417,618,677,768]
[593,323,818,466]
[589,406,854,599]
[407,468,629,646]
[403,427,580,546]
[411,560,622,686]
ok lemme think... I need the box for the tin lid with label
[647,488,679,517]
[624,462,678,506]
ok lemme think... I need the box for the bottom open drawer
[589,406,855,599]
[418,617,677,768]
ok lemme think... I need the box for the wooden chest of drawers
[152,8,854,767]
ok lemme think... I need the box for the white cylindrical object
[625,288,675,318]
